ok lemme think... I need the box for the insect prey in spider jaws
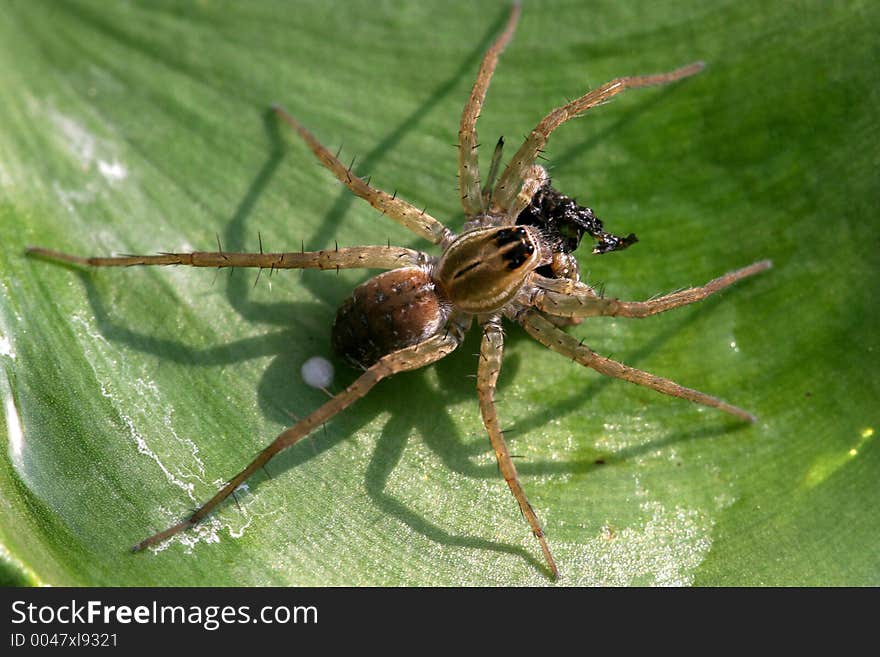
[27,4,771,580]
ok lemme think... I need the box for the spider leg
[132,327,464,552]
[534,260,772,318]
[478,319,559,579]
[491,61,705,215]
[272,105,454,247]
[459,3,521,217]
[517,310,757,422]
[26,245,426,271]
[504,164,549,223]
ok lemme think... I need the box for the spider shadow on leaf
[53,7,542,570]
[506,293,754,457]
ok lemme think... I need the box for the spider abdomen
[331,267,449,369]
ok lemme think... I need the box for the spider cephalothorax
[28,5,770,579]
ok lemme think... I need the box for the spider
[28,4,770,579]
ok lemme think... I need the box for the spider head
[435,225,550,314]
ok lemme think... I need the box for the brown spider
[28,5,770,579]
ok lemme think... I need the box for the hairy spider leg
[492,61,706,218]
[518,311,757,422]
[132,328,465,552]
[478,319,558,578]
[271,105,454,247]
[458,3,521,217]
[25,245,426,272]
[534,260,773,318]
[508,164,550,220]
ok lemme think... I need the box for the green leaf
[1,0,877,586]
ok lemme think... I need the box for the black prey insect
[28,5,771,579]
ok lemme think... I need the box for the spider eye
[504,241,535,270]
[493,227,527,246]
[490,227,537,270]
